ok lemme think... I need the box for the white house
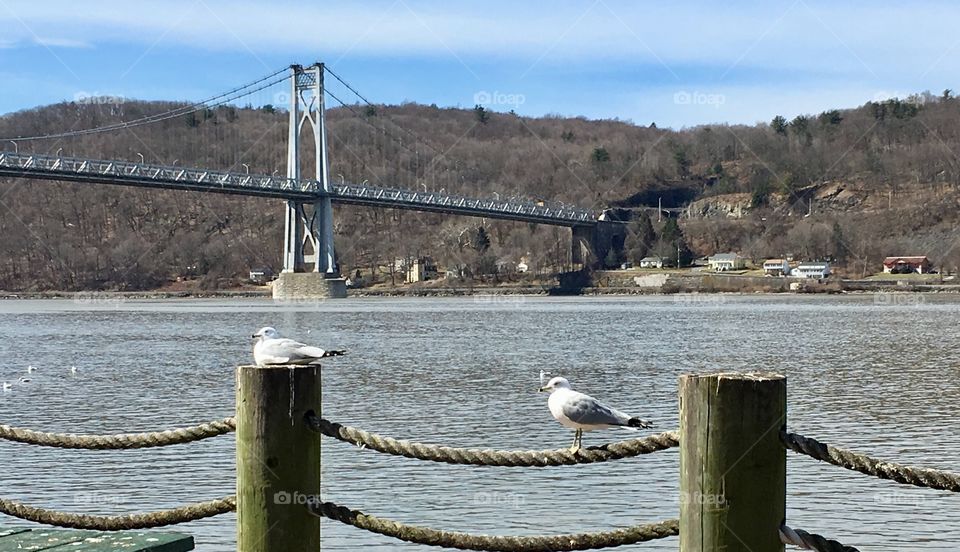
[517,261,529,273]
[639,256,669,269]
[708,252,745,272]
[762,259,790,276]
[794,261,831,279]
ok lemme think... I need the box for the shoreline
[2,282,958,300]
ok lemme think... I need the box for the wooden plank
[0,528,101,550]
[0,528,193,552]
[56,532,194,552]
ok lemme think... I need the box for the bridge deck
[0,152,597,227]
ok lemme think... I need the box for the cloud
[32,37,92,48]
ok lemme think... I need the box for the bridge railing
[0,151,599,223]
[331,182,597,223]
[0,151,316,195]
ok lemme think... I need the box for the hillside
[1,90,960,291]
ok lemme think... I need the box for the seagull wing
[561,391,633,427]
[255,338,344,365]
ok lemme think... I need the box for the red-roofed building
[882,256,932,274]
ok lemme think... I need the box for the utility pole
[658,197,662,222]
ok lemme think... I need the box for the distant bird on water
[251,327,346,366]
[26,365,35,374]
[18,377,30,384]
[538,376,653,453]
[1,382,11,392]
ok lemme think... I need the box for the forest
[1,88,960,291]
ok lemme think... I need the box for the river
[0,295,957,551]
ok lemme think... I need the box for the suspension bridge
[0,63,620,298]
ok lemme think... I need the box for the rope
[311,500,677,551]
[0,417,236,449]
[305,415,678,467]
[780,525,860,552]
[782,431,960,492]
[0,495,235,530]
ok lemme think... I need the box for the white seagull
[252,327,346,366]
[26,365,35,374]
[1,382,11,392]
[18,377,30,384]
[539,376,653,453]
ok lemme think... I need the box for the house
[794,261,831,279]
[406,257,438,283]
[883,256,932,274]
[639,256,670,269]
[762,259,791,276]
[248,267,274,284]
[708,252,745,272]
[517,261,529,273]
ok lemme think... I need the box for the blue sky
[1,0,959,129]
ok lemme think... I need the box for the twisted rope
[306,415,678,467]
[780,525,860,552]
[0,495,235,530]
[0,418,236,449]
[782,431,960,492]
[311,500,677,551]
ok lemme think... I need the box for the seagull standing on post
[539,376,653,453]
[251,327,346,366]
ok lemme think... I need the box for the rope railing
[310,499,678,551]
[780,525,860,552]
[782,430,960,493]
[0,417,236,449]
[305,414,679,467]
[0,495,235,530]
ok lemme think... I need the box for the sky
[1,0,959,129]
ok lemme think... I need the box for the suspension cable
[1,67,290,142]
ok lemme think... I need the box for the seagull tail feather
[627,417,653,429]
[322,350,347,357]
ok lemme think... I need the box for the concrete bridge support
[275,63,346,299]
[571,222,626,269]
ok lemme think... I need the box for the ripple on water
[0,295,957,551]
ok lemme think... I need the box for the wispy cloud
[32,37,92,48]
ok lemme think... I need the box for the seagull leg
[569,429,582,453]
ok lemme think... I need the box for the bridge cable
[0,67,289,142]
[323,66,443,156]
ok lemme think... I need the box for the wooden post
[236,365,322,552]
[679,372,786,552]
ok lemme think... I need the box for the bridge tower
[273,63,347,299]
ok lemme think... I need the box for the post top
[237,364,321,370]
[680,371,785,381]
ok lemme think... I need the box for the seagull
[1,382,10,392]
[251,327,346,366]
[70,366,77,375]
[539,370,551,387]
[26,365,35,374]
[538,376,653,453]
[18,377,30,384]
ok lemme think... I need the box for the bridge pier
[571,222,626,269]
[275,63,346,299]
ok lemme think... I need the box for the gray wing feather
[562,395,632,426]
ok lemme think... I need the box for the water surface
[0,295,957,551]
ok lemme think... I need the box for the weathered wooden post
[236,365,322,552]
[679,372,786,552]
